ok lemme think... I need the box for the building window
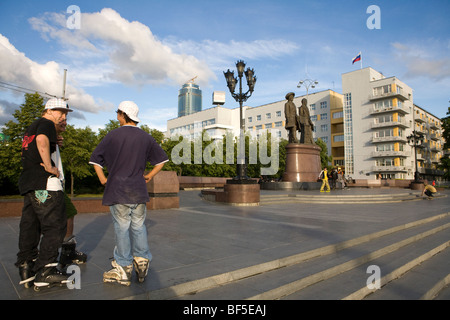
[321,124,328,132]
[320,101,327,109]
[276,111,282,117]
[375,114,393,124]
[310,104,316,110]
[311,115,317,121]
[266,113,271,119]
[344,93,354,174]
[248,117,252,123]
[373,85,391,96]
[333,111,343,119]
[274,121,283,127]
[320,113,328,120]
[334,134,344,142]
[374,99,393,110]
[257,115,261,121]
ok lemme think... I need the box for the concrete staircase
[260,192,445,204]
[142,212,450,300]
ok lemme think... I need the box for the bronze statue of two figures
[284,92,315,145]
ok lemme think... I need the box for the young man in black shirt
[16,98,73,289]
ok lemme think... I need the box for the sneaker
[103,260,132,286]
[18,259,36,288]
[133,257,150,283]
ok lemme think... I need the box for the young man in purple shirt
[90,101,168,285]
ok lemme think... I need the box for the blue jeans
[110,204,152,267]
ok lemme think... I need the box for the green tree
[315,138,333,169]
[61,125,97,197]
[0,93,44,194]
[438,106,449,180]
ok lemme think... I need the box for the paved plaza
[0,187,449,301]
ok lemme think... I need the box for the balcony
[372,136,407,143]
[429,122,440,130]
[370,105,410,115]
[429,133,439,141]
[371,150,410,158]
[414,116,425,123]
[372,166,410,173]
[371,119,409,129]
[369,89,410,102]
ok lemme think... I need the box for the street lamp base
[410,181,423,190]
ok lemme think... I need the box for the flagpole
[360,54,363,69]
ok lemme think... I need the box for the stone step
[260,192,445,204]
[136,213,450,300]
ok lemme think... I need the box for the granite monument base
[201,179,260,206]
[282,143,322,182]
[146,171,180,209]
[410,181,424,190]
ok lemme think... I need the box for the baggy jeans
[110,203,152,267]
[16,190,67,272]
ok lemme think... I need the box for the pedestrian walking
[319,167,331,192]
[89,101,169,285]
[337,168,345,190]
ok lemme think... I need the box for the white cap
[45,98,73,112]
[118,101,140,123]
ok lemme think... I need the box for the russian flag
[352,52,361,64]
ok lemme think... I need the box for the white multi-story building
[342,67,444,180]
[167,89,343,155]
[167,105,242,140]
[166,68,444,181]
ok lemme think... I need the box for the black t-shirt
[18,117,57,195]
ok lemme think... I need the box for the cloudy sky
[0,0,449,133]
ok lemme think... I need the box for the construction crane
[186,76,197,84]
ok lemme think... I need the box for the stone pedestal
[224,180,260,206]
[410,181,424,190]
[201,179,260,206]
[146,171,179,209]
[282,143,322,182]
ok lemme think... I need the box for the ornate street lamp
[224,60,257,181]
[407,130,424,182]
[297,78,318,99]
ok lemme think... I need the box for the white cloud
[29,8,299,86]
[0,33,106,115]
[29,8,217,87]
[163,38,300,70]
[391,41,450,81]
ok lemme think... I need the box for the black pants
[16,191,67,272]
[424,190,434,197]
